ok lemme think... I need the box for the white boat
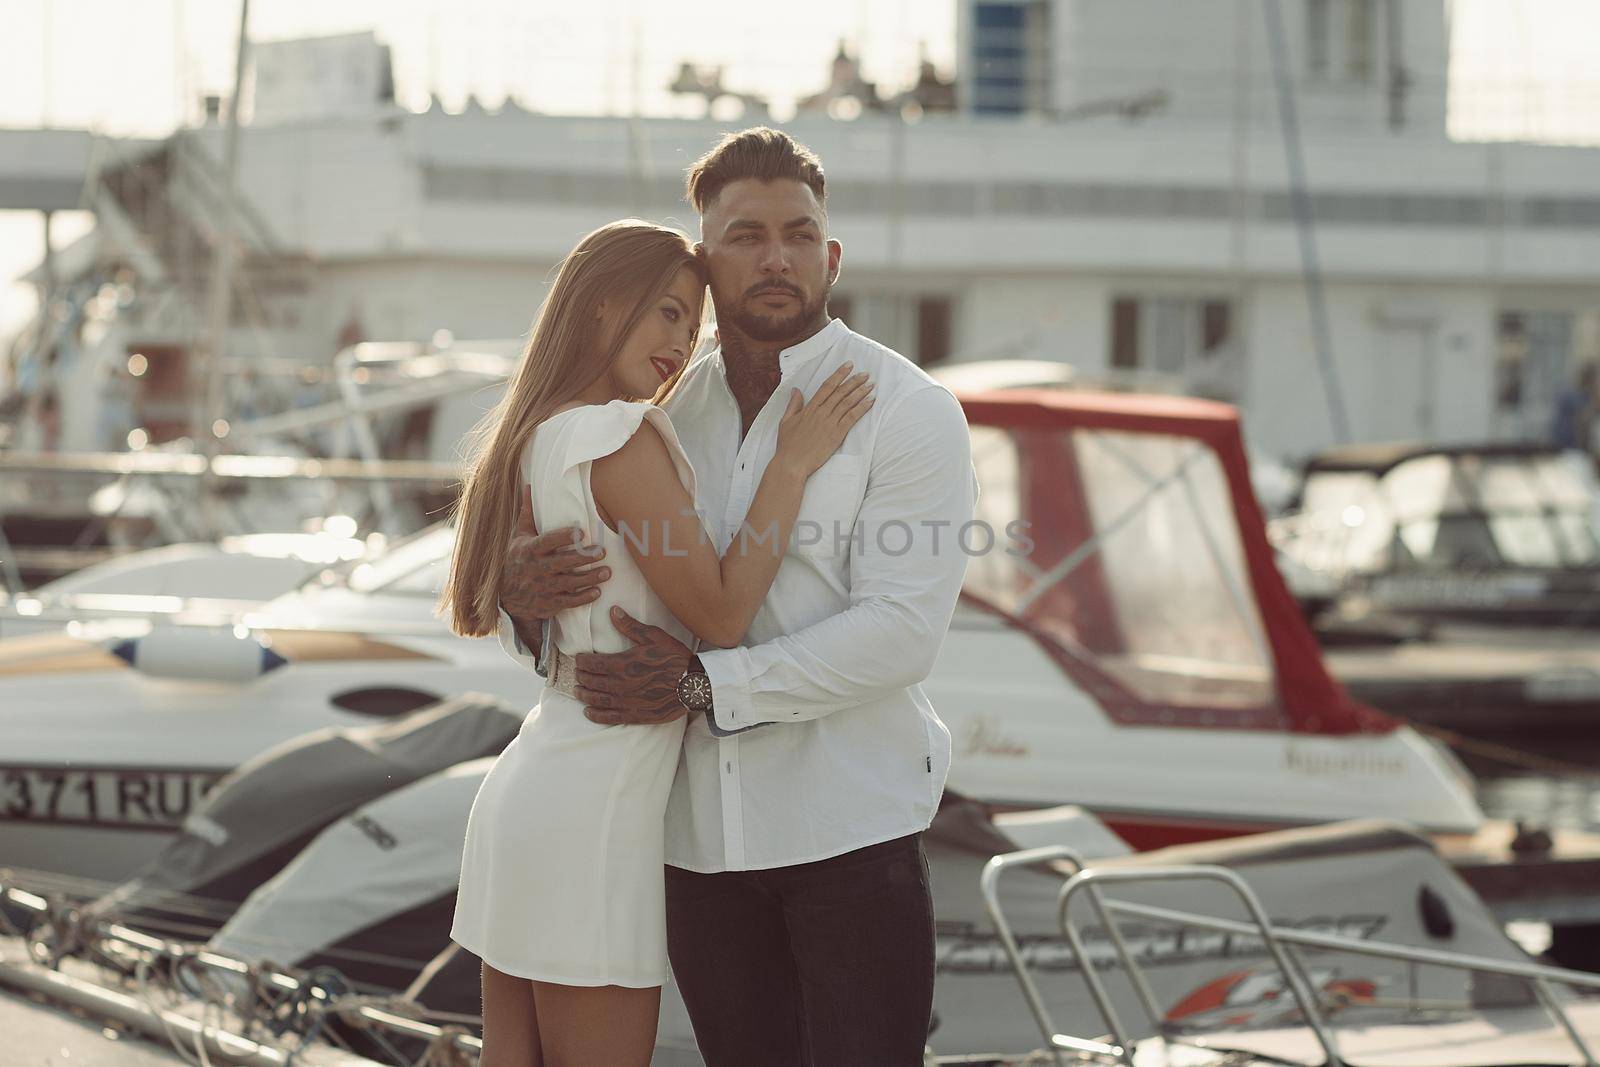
[0,531,368,642]
[0,388,1486,892]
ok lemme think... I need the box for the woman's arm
[590,365,872,648]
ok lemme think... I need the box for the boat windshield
[965,423,1276,710]
[343,525,454,596]
[1302,452,1600,573]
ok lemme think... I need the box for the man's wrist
[508,611,544,654]
[678,655,714,716]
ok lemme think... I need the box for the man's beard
[724,279,828,343]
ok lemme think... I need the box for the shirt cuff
[497,608,546,678]
[698,646,758,733]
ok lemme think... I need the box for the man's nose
[757,240,790,274]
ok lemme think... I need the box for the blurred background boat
[0,530,366,640]
[1278,441,1600,737]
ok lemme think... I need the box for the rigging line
[1262,0,1351,445]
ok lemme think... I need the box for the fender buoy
[111,628,288,683]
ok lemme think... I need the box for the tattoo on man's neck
[721,333,782,433]
[718,313,832,434]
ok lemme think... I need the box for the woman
[439,219,872,1067]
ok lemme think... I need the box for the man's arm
[497,484,611,673]
[696,385,976,728]
[574,385,976,727]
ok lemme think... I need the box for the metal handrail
[1056,866,1343,1066]
[977,846,1122,1065]
[1089,891,1600,1067]
[1054,864,1600,1067]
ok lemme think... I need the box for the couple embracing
[441,127,977,1067]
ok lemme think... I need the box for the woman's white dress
[451,400,696,987]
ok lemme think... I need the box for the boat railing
[0,881,482,1066]
[980,847,1600,1067]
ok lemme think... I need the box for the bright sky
[2,0,1598,337]
[0,0,958,133]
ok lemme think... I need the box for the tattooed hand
[575,607,694,725]
[500,485,611,652]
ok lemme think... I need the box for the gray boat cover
[90,695,520,934]
[208,758,491,988]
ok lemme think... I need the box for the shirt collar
[778,317,847,369]
[711,317,847,375]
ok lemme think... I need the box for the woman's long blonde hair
[439,220,703,637]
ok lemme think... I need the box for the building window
[1307,0,1331,77]
[1345,0,1373,82]
[917,297,953,367]
[1307,0,1375,83]
[829,293,853,325]
[1110,297,1140,369]
[1108,295,1240,400]
[970,0,1048,115]
[1496,309,1600,441]
[828,291,954,365]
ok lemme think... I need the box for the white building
[5,7,1600,462]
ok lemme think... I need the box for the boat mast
[196,0,251,468]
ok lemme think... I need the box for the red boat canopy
[955,387,1392,737]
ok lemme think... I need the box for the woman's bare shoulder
[590,412,673,479]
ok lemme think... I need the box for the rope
[270,964,352,1065]
[1416,722,1600,781]
[233,961,271,1042]
[135,953,211,1067]
[416,1025,475,1067]
[327,992,422,1028]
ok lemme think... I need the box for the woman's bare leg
[480,962,543,1067]
[531,981,659,1067]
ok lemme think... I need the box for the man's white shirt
[499,318,977,872]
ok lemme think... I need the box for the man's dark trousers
[665,832,936,1067]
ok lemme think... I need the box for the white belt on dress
[546,647,579,698]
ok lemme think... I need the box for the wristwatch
[676,656,714,713]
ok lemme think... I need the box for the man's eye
[733,234,758,244]
[790,233,814,241]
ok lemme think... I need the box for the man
[498,127,976,1065]
[1552,361,1600,452]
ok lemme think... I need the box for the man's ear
[826,238,844,286]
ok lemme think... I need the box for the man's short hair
[685,127,826,215]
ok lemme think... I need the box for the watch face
[678,671,713,711]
